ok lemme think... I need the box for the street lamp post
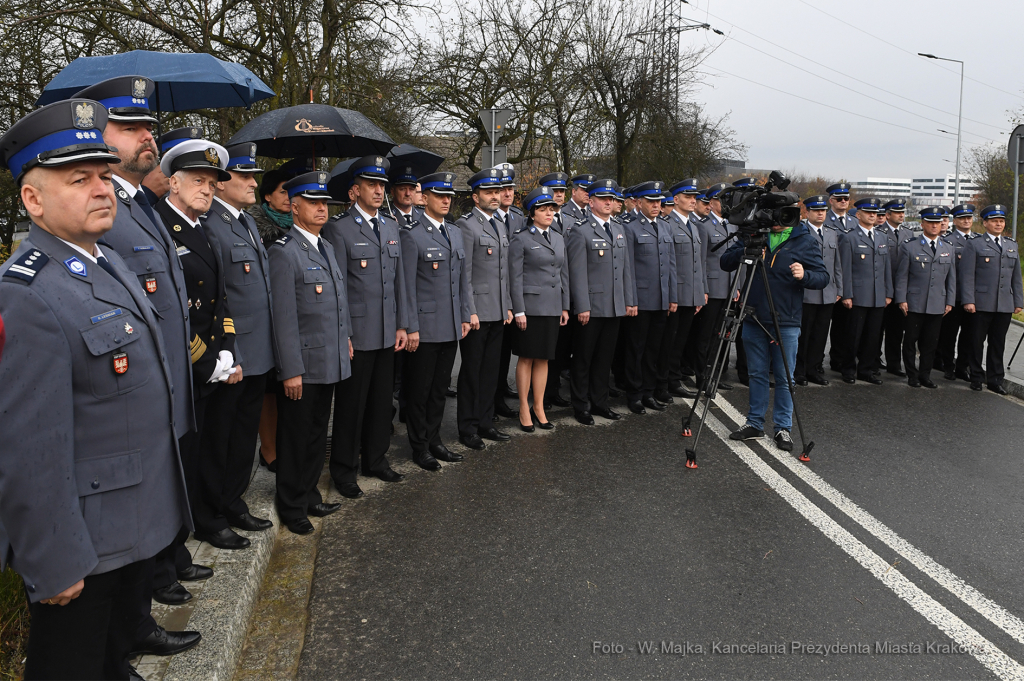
[919,53,964,205]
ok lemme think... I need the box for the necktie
[316,238,330,264]
[543,229,551,244]
[134,190,158,226]
[404,214,413,225]
[370,217,380,242]
[505,214,512,235]
[603,221,613,242]
[96,255,126,288]
[241,212,259,248]
[995,236,1002,251]
[930,240,936,256]
[488,217,501,241]
[439,221,451,246]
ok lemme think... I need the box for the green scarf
[263,203,293,229]
[769,226,793,252]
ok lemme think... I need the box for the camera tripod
[680,238,814,468]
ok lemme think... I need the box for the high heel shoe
[530,409,554,430]
[519,415,535,433]
[259,449,277,473]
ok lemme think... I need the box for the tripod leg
[1008,329,1024,369]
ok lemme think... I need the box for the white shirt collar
[423,213,444,231]
[673,208,691,220]
[570,199,585,212]
[292,224,322,250]
[353,201,378,223]
[166,199,202,228]
[808,222,823,234]
[112,175,139,197]
[56,237,99,263]
[860,225,874,238]
[214,196,242,220]
[495,208,508,221]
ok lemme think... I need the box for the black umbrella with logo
[226,103,396,159]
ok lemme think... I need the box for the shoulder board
[380,209,395,218]
[114,186,131,205]
[619,213,634,222]
[1004,236,1016,242]
[574,218,588,226]
[445,219,459,228]
[901,237,915,244]
[460,212,473,220]
[272,233,293,247]
[3,247,49,284]
[822,224,836,231]
[966,232,978,239]
[510,206,524,216]
[335,211,350,220]
[513,226,527,234]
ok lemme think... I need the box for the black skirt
[512,315,560,360]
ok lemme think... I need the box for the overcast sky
[689,0,1022,182]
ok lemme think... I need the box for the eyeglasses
[833,196,850,201]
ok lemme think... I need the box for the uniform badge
[73,102,95,129]
[354,216,363,224]
[145,276,157,293]
[222,212,232,223]
[318,172,328,185]
[244,262,251,273]
[861,254,866,260]
[174,225,182,232]
[132,78,147,99]
[64,257,87,276]
[117,188,129,201]
[487,248,493,255]
[360,259,367,268]
[204,147,219,165]
[113,351,128,375]
[599,250,604,256]
[124,322,133,334]
[432,262,439,270]
[315,284,323,294]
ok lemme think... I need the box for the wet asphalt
[298,365,1024,680]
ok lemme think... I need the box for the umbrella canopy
[227,104,396,159]
[37,50,275,111]
[387,144,444,181]
[327,158,357,202]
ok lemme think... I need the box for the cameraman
[720,213,829,451]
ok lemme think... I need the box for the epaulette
[2,247,49,284]
[510,206,524,216]
[400,220,416,231]
[966,232,978,239]
[901,236,915,244]
[513,226,528,234]
[272,233,292,247]
[114,185,132,205]
[380,209,396,220]
[461,212,473,220]
[574,218,588,227]
[618,213,634,223]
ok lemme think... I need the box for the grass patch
[0,568,27,681]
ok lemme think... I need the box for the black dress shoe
[842,376,856,385]
[971,382,983,392]
[858,375,884,385]
[956,370,972,382]
[519,418,535,432]
[795,378,808,387]
[920,379,938,389]
[194,527,251,550]
[372,467,405,483]
[887,368,907,377]
[413,451,441,471]
[429,444,464,462]
[153,582,193,605]
[641,396,666,412]
[574,410,595,425]
[494,401,519,418]
[177,564,213,582]
[718,381,734,390]
[130,626,202,657]
[480,427,511,441]
[807,375,830,386]
[337,482,364,498]
[230,512,273,532]
[944,370,957,381]
[669,385,698,398]
[628,400,647,414]
[529,409,553,430]
[591,406,621,421]
[446,387,458,398]
[459,434,486,450]
[653,390,675,404]
[548,395,572,408]
[608,387,623,398]
[309,502,341,517]
[908,378,921,388]
[259,450,277,473]
[988,383,1008,395]
[286,518,315,535]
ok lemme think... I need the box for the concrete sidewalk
[1003,319,1024,398]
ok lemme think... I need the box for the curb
[1005,319,1024,400]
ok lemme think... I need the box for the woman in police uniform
[508,187,570,431]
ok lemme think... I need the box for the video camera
[717,170,801,248]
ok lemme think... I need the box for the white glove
[208,350,236,383]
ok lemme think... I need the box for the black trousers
[277,381,334,523]
[796,302,834,380]
[828,300,849,371]
[903,311,943,382]
[405,340,457,453]
[968,310,1012,386]
[936,304,970,373]
[331,348,395,484]
[570,315,620,412]
[195,371,267,533]
[842,305,885,379]
[690,297,728,384]
[545,323,573,400]
[882,302,906,371]
[27,558,153,681]
[662,306,697,389]
[622,309,666,401]
[457,320,504,437]
[494,323,515,407]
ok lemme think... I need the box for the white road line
[709,395,1024,651]
[699,410,1024,680]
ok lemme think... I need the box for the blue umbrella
[37,50,275,111]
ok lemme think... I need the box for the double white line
[701,396,1024,680]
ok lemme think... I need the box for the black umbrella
[327,158,357,202]
[227,104,396,159]
[387,144,444,181]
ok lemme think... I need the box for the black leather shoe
[259,450,277,473]
[669,385,698,398]
[971,382,983,392]
[337,482,364,498]
[309,502,341,517]
[459,434,486,450]
[194,527,250,550]
[414,451,441,471]
[795,378,808,386]
[286,518,315,535]
[153,582,193,606]
[842,376,856,384]
[494,401,519,418]
[653,390,675,404]
[641,396,666,412]
[908,378,921,388]
[574,410,595,425]
[430,444,464,462]
[229,512,273,532]
[446,388,458,398]
[858,375,884,385]
[717,381,734,390]
[548,395,572,408]
[887,368,907,377]
[372,467,405,483]
[530,410,553,430]
[591,406,621,421]
[519,419,535,432]
[480,427,511,441]
[920,379,938,389]
[988,383,1008,395]
[628,400,646,414]
[807,375,830,386]
[177,564,213,582]
[130,626,202,657]
[944,370,956,381]
[956,369,972,382]
[608,387,623,398]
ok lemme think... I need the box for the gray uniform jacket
[499,207,526,241]
[803,222,843,304]
[104,181,194,438]
[561,200,587,224]
[838,228,893,307]
[824,210,857,234]
[960,234,1024,313]
[508,225,570,317]
[663,210,706,308]
[321,208,408,351]
[894,236,956,314]
[456,207,513,322]
[0,226,191,602]
[269,232,352,383]
[879,223,916,288]
[203,199,277,376]
[622,214,677,311]
[566,214,635,317]
[947,229,974,303]
[696,212,735,300]
[399,218,471,343]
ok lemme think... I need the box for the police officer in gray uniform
[201,142,277,536]
[399,172,471,470]
[689,182,735,390]
[0,99,191,680]
[837,197,893,384]
[561,174,594,224]
[936,203,977,380]
[567,179,636,424]
[269,172,350,532]
[878,199,916,376]
[540,171,570,235]
[960,204,1024,393]
[894,206,956,388]
[322,155,410,491]
[824,182,857,372]
[795,195,842,386]
[494,166,528,415]
[456,168,514,449]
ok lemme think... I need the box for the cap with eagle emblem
[284,171,332,199]
[419,171,456,196]
[71,75,157,123]
[158,126,205,155]
[224,142,263,173]
[350,154,390,181]
[160,138,230,181]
